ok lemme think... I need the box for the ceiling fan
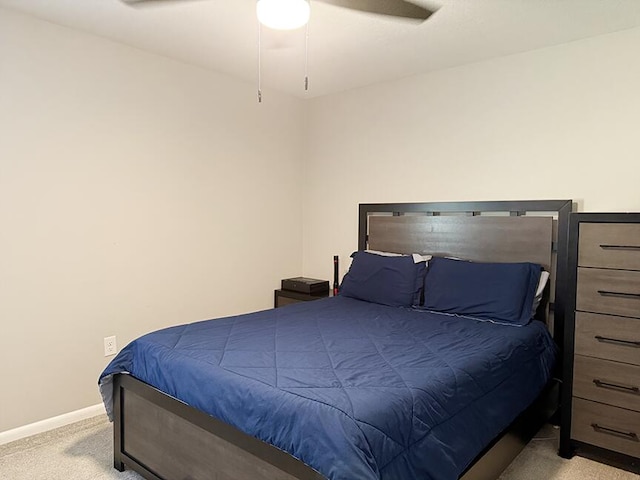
[120,0,436,29]
[120,0,436,101]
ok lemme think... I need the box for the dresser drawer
[572,398,640,459]
[579,223,640,270]
[577,268,640,318]
[575,312,640,365]
[573,355,640,412]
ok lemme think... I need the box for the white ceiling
[2,0,640,98]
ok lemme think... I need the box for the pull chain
[258,0,311,102]
[304,14,310,92]
[257,21,262,103]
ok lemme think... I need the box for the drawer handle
[591,423,639,442]
[600,244,640,251]
[593,379,640,394]
[597,290,640,299]
[595,335,640,348]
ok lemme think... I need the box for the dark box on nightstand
[281,277,329,295]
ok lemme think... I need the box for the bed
[99,199,573,480]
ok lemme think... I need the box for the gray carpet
[498,424,638,480]
[0,417,638,480]
[0,416,140,480]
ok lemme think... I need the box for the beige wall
[0,9,305,432]
[302,27,640,282]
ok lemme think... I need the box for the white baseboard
[0,404,105,446]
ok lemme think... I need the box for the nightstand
[560,212,640,474]
[274,289,330,308]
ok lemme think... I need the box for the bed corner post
[113,374,125,472]
[556,200,575,459]
[358,204,369,251]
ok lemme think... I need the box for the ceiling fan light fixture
[256,0,311,30]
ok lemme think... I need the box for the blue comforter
[99,296,556,480]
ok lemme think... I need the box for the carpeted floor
[0,417,638,480]
[0,416,140,480]
[498,424,638,480]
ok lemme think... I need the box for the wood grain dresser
[560,212,640,473]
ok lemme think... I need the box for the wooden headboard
[358,200,573,343]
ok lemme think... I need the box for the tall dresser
[560,213,640,473]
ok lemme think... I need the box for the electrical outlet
[104,336,117,357]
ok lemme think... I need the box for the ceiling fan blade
[316,0,434,21]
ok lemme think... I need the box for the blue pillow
[422,257,542,325]
[340,251,427,307]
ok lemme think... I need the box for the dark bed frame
[112,199,573,480]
